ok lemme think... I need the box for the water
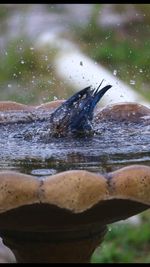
[0,110,150,177]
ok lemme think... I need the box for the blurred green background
[91,210,150,263]
[0,4,150,104]
[0,4,150,263]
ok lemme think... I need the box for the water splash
[0,109,150,177]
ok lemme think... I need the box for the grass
[91,210,150,263]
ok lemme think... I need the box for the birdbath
[0,166,149,263]
[0,99,150,263]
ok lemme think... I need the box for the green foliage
[91,211,150,263]
[0,6,9,20]
[73,4,150,101]
[0,37,72,104]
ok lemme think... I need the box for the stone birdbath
[0,97,150,263]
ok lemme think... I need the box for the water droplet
[31,168,57,177]
[44,56,48,61]
[105,35,110,40]
[130,80,135,85]
[47,80,53,84]
[113,69,117,76]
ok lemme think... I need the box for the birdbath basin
[0,99,150,263]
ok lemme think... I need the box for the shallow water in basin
[0,110,150,177]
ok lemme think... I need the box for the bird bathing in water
[49,81,112,137]
[0,81,112,139]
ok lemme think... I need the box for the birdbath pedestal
[0,168,149,263]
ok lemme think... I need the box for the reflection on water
[0,109,150,177]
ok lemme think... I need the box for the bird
[49,81,112,137]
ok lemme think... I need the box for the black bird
[50,82,112,137]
